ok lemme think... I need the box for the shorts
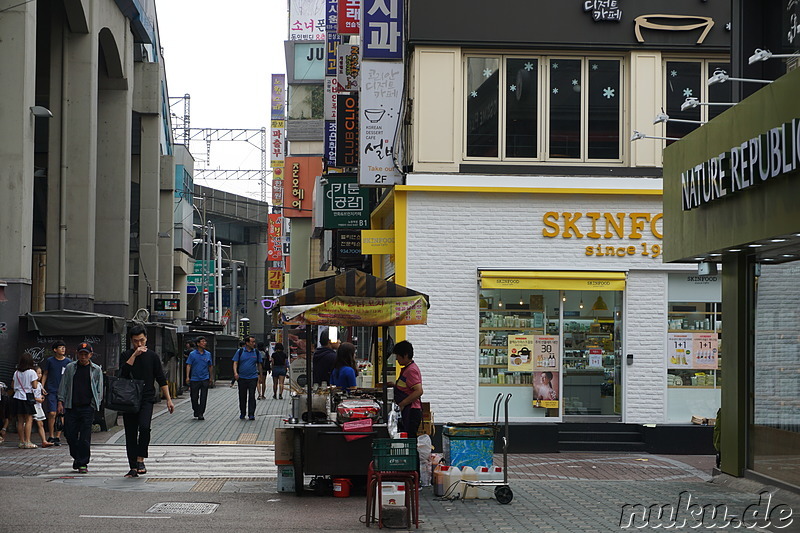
[45,391,59,413]
[272,366,287,378]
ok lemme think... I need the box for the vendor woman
[392,341,424,439]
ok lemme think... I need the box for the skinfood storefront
[374,179,723,436]
[663,67,800,490]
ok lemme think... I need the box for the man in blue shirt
[186,336,214,420]
[42,340,72,445]
[233,335,262,420]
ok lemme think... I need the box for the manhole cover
[146,502,219,515]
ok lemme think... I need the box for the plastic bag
[417,434,433,487]
[387,404,401,439]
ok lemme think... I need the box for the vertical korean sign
[361,0,403,60]
[290,0,325,40]
[326,0,340,77]
[359,61,403,186]
[268,268,285,291]
[271,74,286,208]
[268,214,283,262]
[338,0,360,34]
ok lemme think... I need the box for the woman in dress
[12,353,39,448]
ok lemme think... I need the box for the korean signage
[284,156,321,218]
[268,267,285,290]
[336,94,359,167]
[290,0,325,40]
[359,60,403,187]
[322,175,370,229]
[533,335,560,371]
[272,172,285,208]
[507,335,534,372]
[326,0,339,76]
[325,121,338,167]
[583,1,622,22]
[282,295,427,326]
[667,332,718,370]
[336,44,360,91]
[338,0,360,34]
[268,214,283,261]
[361,0,403,60]
[293,43,326,81]
[324,76,342,121]
[188,261,215,292]
[270,120,285,169]
[271,74,285,120]
[334,230,363,267]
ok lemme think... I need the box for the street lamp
[707,69,772,86]
[748,48,800,65]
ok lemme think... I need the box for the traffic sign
[186,285,198,295]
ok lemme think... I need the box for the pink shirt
[397,361,422,409]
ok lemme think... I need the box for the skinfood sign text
[681,118,800,211]
[542,211,663,259]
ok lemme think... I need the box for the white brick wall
[403,190,687,423]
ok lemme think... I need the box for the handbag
[54,413,64,432]
[104,375,145,413]
[16,372,35,405]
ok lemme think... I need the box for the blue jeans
[64,406,94,467]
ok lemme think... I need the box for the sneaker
[273,395,277,399]
[197,416,205,421]
[73,460,79,470]
[53,438,61,446]
[249,415,255,421]
[240,415,245,420]
[47,437,55,443]
[279,395,283,400]
[78,466,88,474]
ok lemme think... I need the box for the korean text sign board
[359,60,403,186]
[272,171,285,207]
[271,119,285,169]
[284,156,321,218]
[325,120,338,167]
[326,0,339,76]
[268,267,285,290]
[268,214,283,261]
[336,94,359,167]
[361,0,403,60]
[271,74,285,119]
[290,0,325,40]
[338,0,360,34]
[323,175,370,229]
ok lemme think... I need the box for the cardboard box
[274,428,294,465]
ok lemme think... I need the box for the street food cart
[274,270,429,495]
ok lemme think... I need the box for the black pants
[238,378,258,417]
[122,401,154,469]
[64,405,94,468]
[399,407,423,440]
[189,380,210,417]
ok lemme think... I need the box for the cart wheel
[495,485,513,504]
[293,430,304,495]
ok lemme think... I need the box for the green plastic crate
[372,438,418,471]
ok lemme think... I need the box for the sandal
[136,461,147,474]
[24,443,38,449]
[124,469,139,478]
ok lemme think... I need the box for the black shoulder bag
[104,368,144,413]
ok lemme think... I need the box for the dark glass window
[549,59,581,159]
[665,61,701,144]
[467,57,499,157]
[587,60,621,160]
[708,62,732,120]
[505,58,538,158]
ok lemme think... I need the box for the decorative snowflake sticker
[552,62,559,70]
[670,70,678,77]
[603,87,615,99]
[571,79,579,86]
[470,91,478,98]
[524,62,534,71]
[591,64,598,70]
[683,88,693,97]
[552,87,559,94]
[509,85,517,92]
[483,68,493,78]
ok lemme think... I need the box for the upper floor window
[664,59,731,144]
[466,55,622,162]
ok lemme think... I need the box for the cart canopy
[276,270,429,326]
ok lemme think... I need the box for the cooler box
[442,424,495,469]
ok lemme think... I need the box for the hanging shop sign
[272,172,285,208]
[584,0,622,22]
[271,74,285,120]
[533,335,560,371]
[507,335,534,372]
[326,0,340,76]
[323,175,370,229]
[361,0,403,60]
[325,77,343,121]
[359,60,404,187]
[338,0,361,34]
[679,118,800,211]
[284,157,321,218]
[268,214,283,261]
[541,211,663,260]
[533,371,560,408]
[361,229,394,254]
[270,120,285,169]
[336,94,359,167]
[293,42,326,81]
[268,267,285,290]
[290,0,325,41]
[334,229,364,269]
[325,121,338,167]
[336,44,361,91]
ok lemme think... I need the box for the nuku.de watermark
[619,490,794,529]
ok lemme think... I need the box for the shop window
[664,60,731,145]
[465,55,622,162]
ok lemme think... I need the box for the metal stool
[365,461,419,529]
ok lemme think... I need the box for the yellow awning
[480,271,626,291]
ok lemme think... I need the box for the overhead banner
[359,60,404,187]
[336,44,360,91]
[338,0,360,34]
[480,271,626,291]
[290,0,325,41]
[268,214,283,261]
[336,94,359,167]
[361,0,403,60]
[271,74,285,120]
[322,175,370,229]
[281,295,427,326]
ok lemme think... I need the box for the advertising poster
[267,214,283,261]
[290,0,325,41]
[533,371,559,408]
[692,333,719,370]
[507,335,534,372]
[533,335,559,371]
[359,60,403,187]
[588,349,603,368]
[361,0,403,60]
[338,0,360,34]
[667,333,693,369]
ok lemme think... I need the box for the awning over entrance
[480,271,626,291]
[25,309,126,336]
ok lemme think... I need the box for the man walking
[186,336,214,420]
[120,325,175,478]
[232,335,262,420]
[42,340,71,445]
[57,342,103,474]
